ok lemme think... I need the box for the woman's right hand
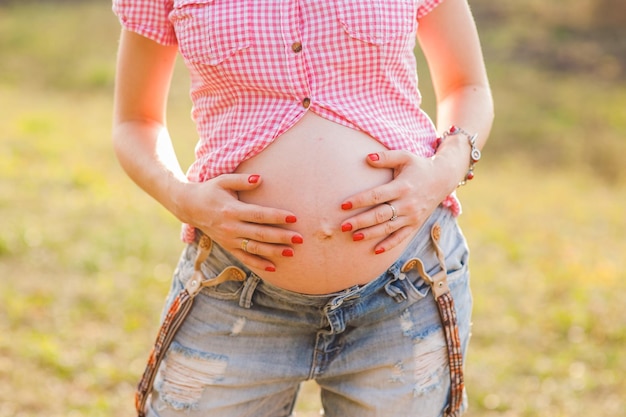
[174,174,303,272]
[112,31,299,272]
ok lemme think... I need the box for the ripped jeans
[146,206,472,417]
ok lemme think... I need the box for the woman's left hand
[339,150,455,254]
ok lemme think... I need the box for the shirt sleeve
[112,0,178,45]
[417,0,446,19]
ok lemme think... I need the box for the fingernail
[248,174,260,184]
[375,247,385,254]
[291,235,303,244]
[282,248,294,257]
[341,202,353,210]
[368,153,380,162]
[341,223,353,232]
[353,233,364,241]
[285,215,297,223]
[265,266,276,272]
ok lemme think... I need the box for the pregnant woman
[112,0,493,416]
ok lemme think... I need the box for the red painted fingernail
[368,153,380,161]
[265,266,276,272]
[341,223,353,232]
[341,202,353,210]
[248,174,260,184]
[375,247,385,254]
[291,235,303,244]
[353,233,364,241]
[285,215,297,223]
[282,248,294,257]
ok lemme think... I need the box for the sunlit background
[1,1,625,416]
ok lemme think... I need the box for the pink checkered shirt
[113,0,460,242]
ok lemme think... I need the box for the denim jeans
[146,206,472,417]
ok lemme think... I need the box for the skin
[112,0,494,273]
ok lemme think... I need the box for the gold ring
[385,202,398,221]
[241,238,250,253]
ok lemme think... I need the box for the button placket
[282,1,311,112]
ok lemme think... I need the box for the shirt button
[291,42,303,53]
[302,97,311,108]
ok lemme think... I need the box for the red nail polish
[282,248,294,257]
[291,235,303,244]
[341,202,353,210]
[248,174,260,184]
[341,223,353,232]
[353,233,364,241]
[285,215,297,223]
[368,153,380,162]
[265,266,276,272]
[375,247,385,254]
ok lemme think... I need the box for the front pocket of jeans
[171,0,251,65]
[336,0,417,45]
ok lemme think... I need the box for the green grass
[1,1,624,416]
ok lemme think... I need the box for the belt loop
[384,273,408,303]
[239,274,260,309]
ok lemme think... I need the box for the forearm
[437,83,494,151]
[112,119,188,220]
[416,0,494,189]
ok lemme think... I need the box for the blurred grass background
[0,1,625,416]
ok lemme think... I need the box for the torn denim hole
[412,331,448,396]
[399,309,449,396]
[156,341,228,411]
[389,360,406,384]
[229,317,246,336]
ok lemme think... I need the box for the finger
[340,202,398,233]
[366,150,413,169]
[235,238,296,273]
[349,215,405,243]
[340,151,414,211]
[340,182,399,211]
[237,202,299,226]
[373,226,415,255]
[235,250,277,272]
[238,223,304,246]
[239,238,295,259]
[213,172,265,191]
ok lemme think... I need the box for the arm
[418,0,494,177]
[113,30,301,271]
[112,30,186,214]
[339,0,494,253]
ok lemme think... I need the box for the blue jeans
[147,206,472,417]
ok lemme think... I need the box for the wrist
[430,151,466,197]
[165,176,195,224]
[435,125,481,186]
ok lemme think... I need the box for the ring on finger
[241,238,250,253]
[384,202,398,221]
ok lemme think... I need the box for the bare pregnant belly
[236,113,411,294]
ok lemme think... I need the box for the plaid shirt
[113,0,460,242]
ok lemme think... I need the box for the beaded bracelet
[440,125,482,186]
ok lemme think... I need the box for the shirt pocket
[170,0,251,65]
[336,0,417,45]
